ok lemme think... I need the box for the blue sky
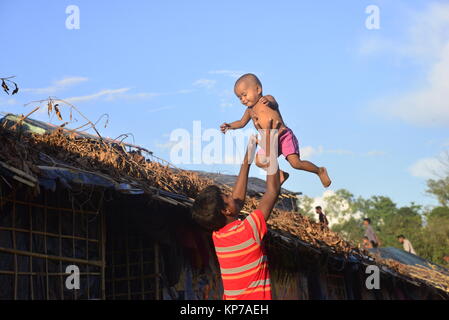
[1,0,448,208]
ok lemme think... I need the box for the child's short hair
[192,185,227,231]
[235,73,262,88]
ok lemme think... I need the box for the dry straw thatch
[1,119,448,295]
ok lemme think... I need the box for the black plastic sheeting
[37,166,116,192]
[370,247,449,272]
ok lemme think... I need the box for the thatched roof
[0,113,448,295]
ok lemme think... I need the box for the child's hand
[220,122,231,133]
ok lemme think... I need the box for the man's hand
[259,96,271,106]
[220,122,231,134]
[259,95,279,109]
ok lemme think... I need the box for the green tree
[332,217,364,245]
[380,205,423,250]
[422,206,449,264]
[426,177,449,207]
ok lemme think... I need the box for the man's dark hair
[192,185,227,231]
[397,235,405,239]
[363,218,371,224]
[315,206,322,210]
[363,236,369,240]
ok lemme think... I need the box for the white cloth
[403,239,416,255]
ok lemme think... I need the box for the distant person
[315,206,329,227]
[363,218,380,248]
[397,235,416,255]
[362,236,373,250]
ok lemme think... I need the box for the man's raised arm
[255,119,281,221]
[231,135,257,211]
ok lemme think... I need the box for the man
[397,235,416,255]
[315,206,329,227]
[192,119,282,300]
[363,218,380,248]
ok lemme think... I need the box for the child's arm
[260,95,279,110]
[220,108,251,133]
[255,119,281,221]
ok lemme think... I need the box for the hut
[0,113,448,300]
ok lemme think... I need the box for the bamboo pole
[155,242,160,300]
[0,197,99,215]
[12,191,18,300]
[0,226,99,243]
[44,200,49,300]
[101,209,106,300]
[0,247,103,267]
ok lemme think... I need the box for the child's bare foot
[318,167,331,188]
[280,170,289,186]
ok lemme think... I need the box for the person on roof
[363,218,380,248]
[315,206,329,227]
[397,235,416,255]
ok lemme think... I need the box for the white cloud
[409,154,446,179]
[22,76,88,94]
[64,88,130,103]
[209,70,245,79]
[193,79,216,89]
[62,87,193,104]
[300,146,324,158]
[364,3,449,127]
[299,146,385,158]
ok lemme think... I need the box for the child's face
[234,81,262,108]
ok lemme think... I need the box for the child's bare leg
[286,154,331,187]
[256,154,289,186]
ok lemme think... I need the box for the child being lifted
[220,73,331,188]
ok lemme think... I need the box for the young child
[220,73,331,188]
[192,121,281,300]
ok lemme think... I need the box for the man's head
[315,206,322,214]
[363,218,371,227]
[234,73,263,108]
[443,255,449,264]
[192,185,239,231]
[362,236,370,244]
[397,235,405,243]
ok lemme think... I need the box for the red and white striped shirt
[212,209,271,300]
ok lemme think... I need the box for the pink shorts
[257,127,300,158]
